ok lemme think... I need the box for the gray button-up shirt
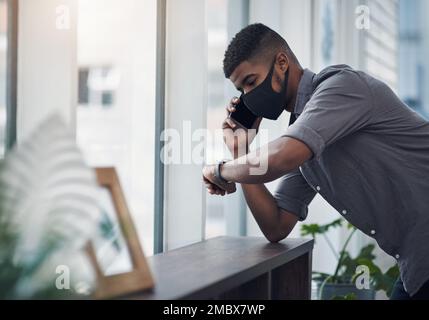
[273,65,429,296]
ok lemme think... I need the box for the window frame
[5,0,18,152]
[154,0,166,254]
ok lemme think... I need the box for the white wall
[17,0,77,141]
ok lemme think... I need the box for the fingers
[223,97,240,130]
[207,185,225,196]
[210,178,237,195]
[230,96,240,107]
[224,117,237,129]
[203,172,231,196]
[225,97,239,113]
[205,183,226,196]
[208,183,232,196]
[227,105,236,113]
[203,176,226,196]
[224,182,237,194]
[228,96,239,111]
[203,179,235,196]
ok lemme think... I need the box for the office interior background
[0,0,428,299]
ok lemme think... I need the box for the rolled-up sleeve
[273,168,317,221]
[284,70,373,159]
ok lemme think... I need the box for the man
[202,23,429,300]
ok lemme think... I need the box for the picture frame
[86,167,154,299]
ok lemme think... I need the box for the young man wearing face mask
[202,23,429,300]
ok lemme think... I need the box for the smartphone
[228,97,258,130]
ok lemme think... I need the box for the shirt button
[370,230,376,235]
[342,210,348,215]
[316,186,321,192]
[395,254,400,260]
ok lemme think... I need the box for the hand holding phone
[228,95,258,130]
[223,97,262,159]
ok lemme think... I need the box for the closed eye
[237,74,258,93]
[246,77,257,87]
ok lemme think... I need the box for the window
[363,0,399,91]
[78,66,118,108]
[205,0,249,239]
[205,0,230,238]
[0,0,7,157]
[399,0,429,117]
[76,0,157,255]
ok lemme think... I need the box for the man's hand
[202,165,237,196]
[203,97,264,196]
[223,97,262,159]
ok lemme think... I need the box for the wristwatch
[214,160,230,184]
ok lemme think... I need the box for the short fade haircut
[223,23,298,78]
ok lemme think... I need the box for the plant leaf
[331,293,357,300]
[300,218,343,237]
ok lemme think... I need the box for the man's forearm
[241,183,281,238]
[241,183,297,242]
[220,136,312,184]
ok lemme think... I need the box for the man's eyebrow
[236,73,256,92]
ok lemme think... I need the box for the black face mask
[242,60,289,121]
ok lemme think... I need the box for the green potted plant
[301,218,399,300]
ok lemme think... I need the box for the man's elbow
[265,229,289,243]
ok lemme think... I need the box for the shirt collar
[293,69,316,116]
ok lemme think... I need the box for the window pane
[0,0,7,157]
[77,0,157,255]
[205,0,230,238]
[399,0,429,118]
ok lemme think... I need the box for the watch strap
[214,160,229,184]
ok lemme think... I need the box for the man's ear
[276,52,289,73]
